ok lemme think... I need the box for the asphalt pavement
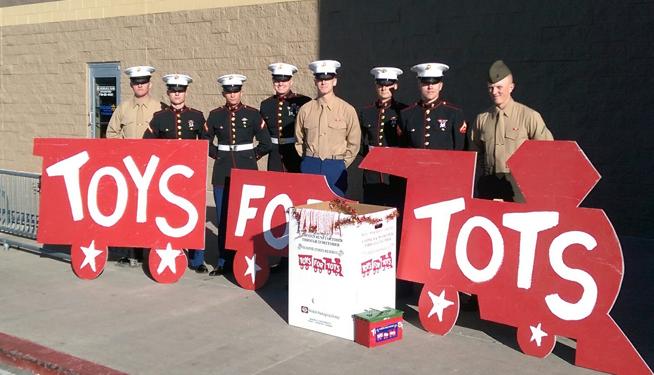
[0,235,651,375]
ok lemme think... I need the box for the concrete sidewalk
[0,238,651,375]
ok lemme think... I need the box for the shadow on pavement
[396,281,578,367]
[255,264,289,323]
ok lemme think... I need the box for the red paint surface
[34,138,207,282]
[225,169,341,289]
[0,332,126,375]
[360,141,651,374]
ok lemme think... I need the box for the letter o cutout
[455,216,504,283]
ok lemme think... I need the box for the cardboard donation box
[354,308,404,348]
[288,200,398,340]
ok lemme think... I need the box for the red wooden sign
[34,138,208,283]
[224,169,341,289]
[360,141,651,374]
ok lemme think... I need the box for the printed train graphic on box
[297,254,344,277]
[361,252,393,277]
[373,322,401,343]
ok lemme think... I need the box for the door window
[88,63,121,138]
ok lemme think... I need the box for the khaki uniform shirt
[294,93,361,167]
[471,98,553,175]
[106,96,163,139]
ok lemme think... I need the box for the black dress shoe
[270,258,288,274]
[195,264,208,274]
[209,266,224,276]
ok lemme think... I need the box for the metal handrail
[0,169,41,240]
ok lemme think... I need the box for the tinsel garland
[291,198,399,234]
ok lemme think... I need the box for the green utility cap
[489,60,512,83]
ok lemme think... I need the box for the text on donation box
[288,201,398,340]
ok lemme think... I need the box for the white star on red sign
[244,254,261,284]
[530,322,548,347]
[155,243,181,275]
[80,240,103,272]
[427,289,454,322]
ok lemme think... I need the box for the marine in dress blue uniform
[143,74,209,273]
[400,63,467,151]
[358,67,407,206]
[206,74,272,276]
[260,63,311,172]
[144,74,205,141]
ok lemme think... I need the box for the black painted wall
[319,0,654,238]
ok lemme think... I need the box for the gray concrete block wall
[318,0,654,238]
[0,0,319,172]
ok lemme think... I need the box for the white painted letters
[456,216,504,283]
[47,151,199,236]
[155,165,197,238]
[414,198,466,270]
[45,151,90,221]
[545,231,598,321]
[503,211,559,289]
[413,198,599,319]
[123,155,159,223]
[263,194,293,250]
[235,184,266,237]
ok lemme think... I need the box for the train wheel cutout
[233,251,270,290]
[148,243,188,284]
[517,323,557,358]
[418,284,460,335]
[71,240,108,280]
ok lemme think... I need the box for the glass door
[88,63,121,138]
